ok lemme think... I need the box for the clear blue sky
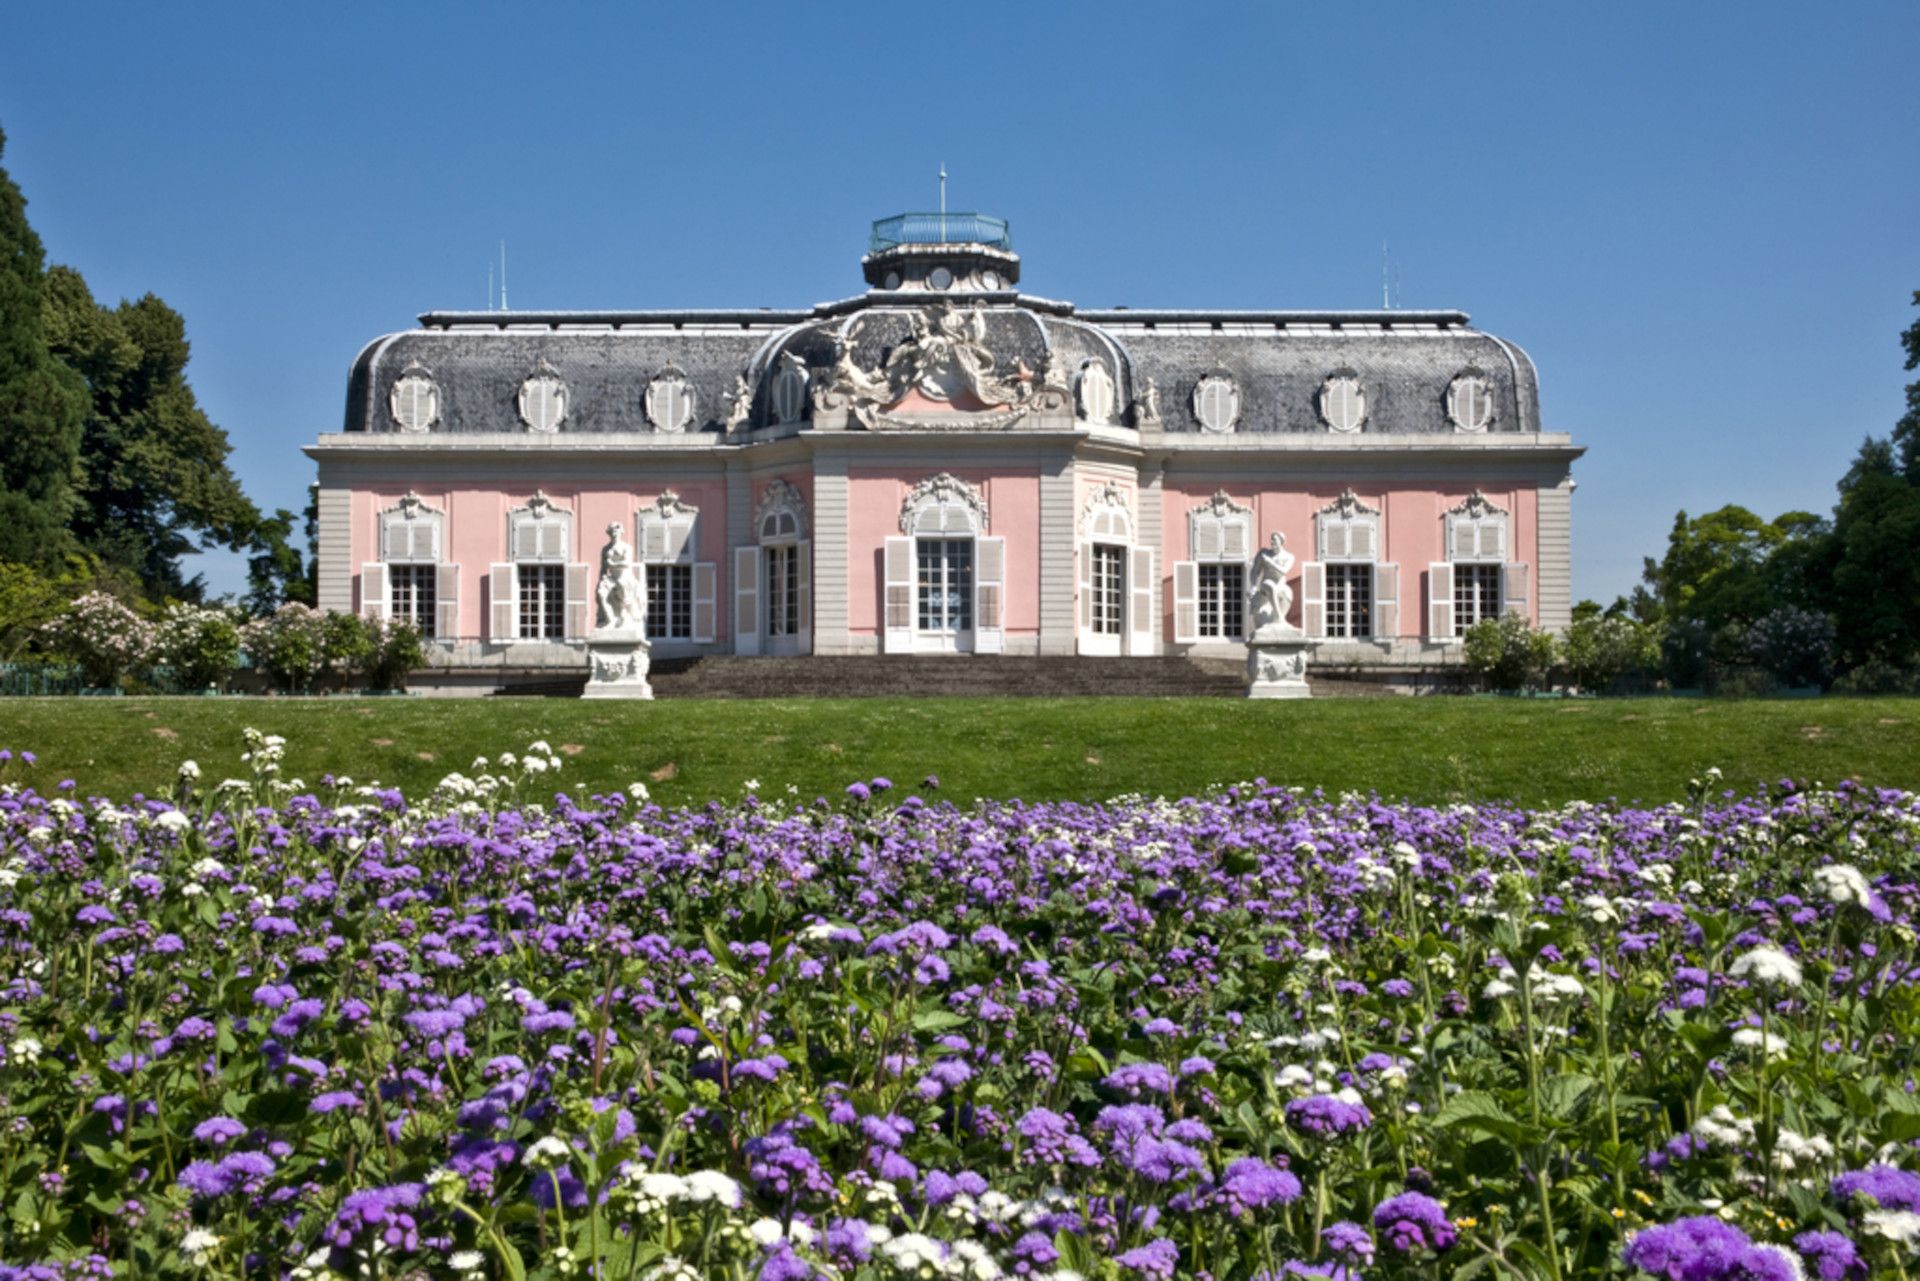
[4,2,1915,604]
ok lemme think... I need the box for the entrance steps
[487,655,1399,698]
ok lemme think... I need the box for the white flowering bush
[240,602,332,692]
[152,602,243,691]
[37,591,155,689]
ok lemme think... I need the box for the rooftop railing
[869,212,1012,253]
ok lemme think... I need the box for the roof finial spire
[500,241,508,313]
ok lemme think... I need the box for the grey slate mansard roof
[341,295,1542,438]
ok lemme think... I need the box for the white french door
[916,538,973,650]
[1081,542,1126,655]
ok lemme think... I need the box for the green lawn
[2,694,1916,807]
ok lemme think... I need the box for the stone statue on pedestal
[1247,532,1296,635]
[594,523,647,634]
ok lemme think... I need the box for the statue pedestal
[583,630,653,700]
[1246,627,1312,700]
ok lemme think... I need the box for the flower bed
[0,739,1917,1279]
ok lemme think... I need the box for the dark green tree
[0,126,88,568]
[41,265,261,598]
[1894,288,1920,483]
[245,506,314,613]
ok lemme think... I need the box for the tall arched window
[736,480,810,656]
[1078,482,1145,656]
[882,473,1002,655]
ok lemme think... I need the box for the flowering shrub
[152,603,243,691]
[37,591,154,688]
[0,748,1916,1279]
[239,602,332,691]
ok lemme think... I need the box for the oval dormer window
[1076,360,1116,425]
[517,366,568,434]
[1319,372,1367,434]
[1192,373,1241,434]
[389,364,439,433]
[1446,371,1495,433]
[927,266,954,291]
[645,366,697,434]
[769,359,809,425]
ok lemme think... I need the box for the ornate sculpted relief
[644,490,699,522]
[645,364,698,433]
[388,362,440,433]
[1318,489,1381,521]
[898,472,989,534]
[813,302,1070,431]
[1447,490,1506,520]
[1076,360,1117,424]
[768,353,810,425]
[754,479,809,539]
[1132,377,1162,428]
[517,360,568,433]
[1191,490,1252,522]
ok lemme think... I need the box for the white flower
[154,810,191,835]
[1581,894,1620,925]
[1865,1209,1920,1247]
[1693,1105,1756,1147]
[1773,1129,1836,1172]
[178,760,201,781]
[743,778,761,793]
[1730,945,1803,989]
[638,1172,688,1203]
[449,1252,487,1275]
[685,1169,742,1208]
[8,1036,41,1065]
[524,1136,573,1168]
[1732,1027,1790,1059]
[749,1218,786,1247]
[882,1233,947,1271]
[528,740,552,756]
[182,1227,221,1266]
[1813,864,1874,909]
[628,782,651,801]
[645,1258,699,1281]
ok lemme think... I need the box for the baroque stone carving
[1446,369,1495,432]
[1193,372,1241,434]
[1080,480,1131,534]
[1447,490,1506,520]
[1192,490,1252,522]
[1133,377,1162,427]
[1076,360,1116,424]
[813,303,1070,431]
[523,491,562,522]
[768,353,809,425]
[724,373,752,431]
[644,490,698,522]
[389,362,439,433]
[755,479,809,538]
[899,472,988,535]
[1318,489,1381,521]
[593,522,647,634]
[1248,532,1297,635]
[1318,370,1367,434]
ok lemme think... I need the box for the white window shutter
[565,563,591,638]
[1128,546,1157,655]
[734,546,761,655]
[1173,560,1199,644]
[512,519,540,561]
[1077,541,1093,634]
[1373,563,1399,640]
[1301,562,1326,639]
[409,520,438,562]
[360,563,389,621]
[1349,519,1376,562]
[1502,562,1530,619]
[795,539,813,654]
[1486,518,1508,563]
[435,564,460,639]
[641,520,670,562]
[669,517,695,562]
[1451,519,1478,563]
[542,520,569,562]
[1427,563,1455,641]
[883,536,913,653]
[691,562,717,643]
[1222,516,1249,561]
[974,536,1005,655]
[489,564,515,639]
[1192,516,1220,560]
[381,518,409,563]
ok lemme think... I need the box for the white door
[1082,543,1126,656]
[916,538,974,652]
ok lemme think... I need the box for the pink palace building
[308,212,1582,689]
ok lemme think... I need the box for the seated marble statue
[594,522,647,634]
[1247,531,1295,634]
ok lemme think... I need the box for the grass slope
[1,695,1915,807]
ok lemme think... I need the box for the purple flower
[402,1009,466,1039]
[1221,1157,1303,1211]
[1322,1221,1376,1265]
[1373,1192,1456,1253]
[1128,1137,1207,1184]
[760,1244,813,1281]
[192,1117,246,1146]
[311,1091,362,1114]
[1286,1093,1373,1137]
[1104,1062,1175,1096]
[329,1183,425,1251]
[1115,1238,1179,1280]
[1795,1231,1866,1281]
[1622,1216,1752,1279]
[1832,1165,1920,1212]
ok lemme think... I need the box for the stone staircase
[489,654,1399,699]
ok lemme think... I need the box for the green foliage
[1462,611,1556,691]
[357,616,426,691]
[0,127,88,569]
[1560,612,1661,692]
[244,506,313,613]
[153,602,243,691]
[240,603,331,692]
[41,265,262,599]
[1743,606,1837,688]
[0,562,66,660]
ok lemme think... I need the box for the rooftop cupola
[862,212,1020,293]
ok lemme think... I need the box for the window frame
[517,563,567,641]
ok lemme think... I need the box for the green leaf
[912,1007,968,1034]
[1541,1073,1599,1120]
[1431,1090,1541,1147]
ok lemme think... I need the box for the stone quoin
[307,211,1583,691]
